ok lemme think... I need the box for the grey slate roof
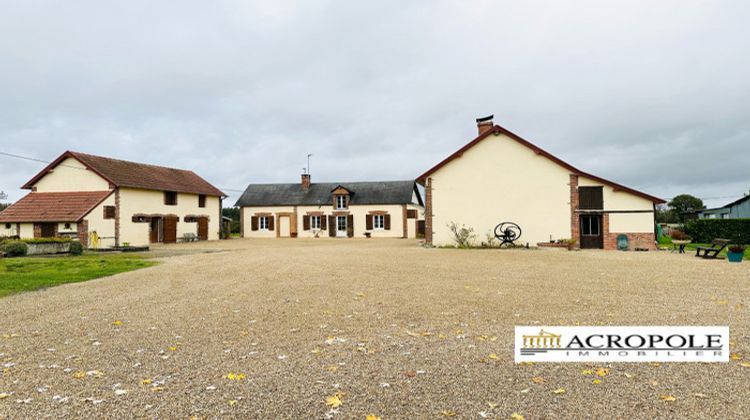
[234,180,421,207]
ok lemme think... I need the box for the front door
[580,214,603,249]
[163,216,178,243]
[197,217,208,240]
[279,216,291,237]
[149,218,162,243]
[336,215,347,237]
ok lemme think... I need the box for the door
[197,217,208,240]
[150,218,162,243]
[279,216,291,237]
[580,215,603,249]
[336,215,347,237]
[40,223,56,238]
[163,216,178,243]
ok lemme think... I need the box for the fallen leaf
[488,353,498,360]
[659,395,676,402]
[140,378,152,385]
[552,388,566,394]
[225,372,246,381]
[440,410,457,417]
[531,377,545,384]
[72,371,86,379]
[0,393,11,399]
[228,399,238,406]
[112,320,123,326]
[581,369,593,375]
[730,353,742,361]
[325,395,343,408]
[595,367,610,377]
[510,413,525,420]
[739,362,750,368]
[592,379,602,385]
[366,415,381,420]
[404,370,417,378]
[151,387,164,393]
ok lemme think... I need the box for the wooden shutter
[197,217,208,240]
[251,216,258,231]
[366,215,373,230]
[384,214,391,230]
[303,215,310,230]
[268,216,275,231]
[321,215,327,230]
[347,214,354,237]
[328,216,335,236]
[579,186,603,210]
[163,217,178,243]
[407,209,417,219]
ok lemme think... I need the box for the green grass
[658,237,750,260]
[0,253,157,297]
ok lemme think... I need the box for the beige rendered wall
[242,203,424,239]
[57,222,78,236]
[430,133,572,247]
[33,157,111,192]
[1,223,21,237]
[85,194,117,248]
[118,188,221,246]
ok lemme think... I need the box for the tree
[668,194,705,223]
[222,207,241,234]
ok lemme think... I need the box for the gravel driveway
[1,239,749,419]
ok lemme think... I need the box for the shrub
[69,241,84,256]
[447,222,476,248]
[2,240,28,257]
[728,244,746,253]
[683,219,750,244]
[22,237,73,244]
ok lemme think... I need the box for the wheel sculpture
[494,222,522,247]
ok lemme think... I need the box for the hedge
[683,219,750,244]
[21,237,73,244]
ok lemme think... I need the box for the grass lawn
[0,253,157,297]
[658,237,750,260]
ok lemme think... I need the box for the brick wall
[425,177,433,245]
[77,220,89,247]
[33,223,41,238]
[602,213,656,250]
[569,175,580,248]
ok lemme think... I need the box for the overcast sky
[1,1,748,208]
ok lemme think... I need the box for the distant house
[698,195,750,219]
[417,116,665,249]
[235,174,424,239]
[0,151,225,247]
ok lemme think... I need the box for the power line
[0,151,246,193]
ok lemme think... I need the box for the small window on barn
[4,223,10,230]
[103,205,116,219]
[64,222,71,230]
[164,191,178,206]
[198,194,206,208]
[578,186,603,210]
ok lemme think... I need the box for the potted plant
[727,244,746,263]
[670,230,692,253]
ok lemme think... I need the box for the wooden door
[163,216,178,243]
[150,218,161,243]
[580,215,603,249]
[197,218,208,240]
[40,223,56,238]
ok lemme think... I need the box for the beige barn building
[417,116,665,250]
[236,175,424,239]
[0,151,225,247]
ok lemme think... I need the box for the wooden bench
[695,239,730,259]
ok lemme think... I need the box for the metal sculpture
[494,222,522,247]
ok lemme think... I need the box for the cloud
[0,0,748,208]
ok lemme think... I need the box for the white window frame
[310,215,321,230]
[373,214,385,230]
[336,195,347,209]
[259,216,269,230]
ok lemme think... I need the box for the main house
[417,116,665,250]
[0,151,225,247]
[235,175,424,239]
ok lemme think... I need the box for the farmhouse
[417,116,665,249]
[235,175,424,239]
[0,151,225,247]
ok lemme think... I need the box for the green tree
[668,194,705,222]
[222,207,241,234]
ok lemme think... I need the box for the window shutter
[347,214,354,237]
[407,209,417,219]
[321,215,327,230]
[251,216,258,231]
[303,215,310,230]
[366,215,373,230]
[384,214,391,230]
[328,216,335,236]
[268,216,275,231]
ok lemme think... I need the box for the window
[164,191,178,205]
[64,223,71,230]
[335,195,347,209]
[259,216,269,230]
[373,214,385,230]
[4,223,10,230]
[581,215,600,236]
[198,194,206,208]
[310,215,321,230]
[103,205,116,219]
[578,186,603,210]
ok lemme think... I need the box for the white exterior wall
[118,188,221,246]
[242,203,424,239]
[429,133,572,247]
[32,158,111,192]
[84,194,117,248]
[1,222,20,237]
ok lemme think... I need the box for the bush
[670,229,691,241]
[2,240,28,257]
[22,237,72,244]
[447,222,477,248]
[69,241,84,256]
[683,219,750,244]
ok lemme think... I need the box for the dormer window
[336,195,347,209]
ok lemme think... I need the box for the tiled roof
[22,151,225,197]
[235,181,421,207]
[0,191,113,223]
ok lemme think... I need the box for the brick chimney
[476,114,494,135]
[301,174,311,191]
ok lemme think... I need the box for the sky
[0,0,748,208]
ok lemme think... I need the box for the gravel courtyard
[1,239,749,419]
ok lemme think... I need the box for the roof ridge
[70,151,201,174]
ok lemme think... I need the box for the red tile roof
[0,191,113,223]
[22,151,226,197]
[417,124,665,204]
